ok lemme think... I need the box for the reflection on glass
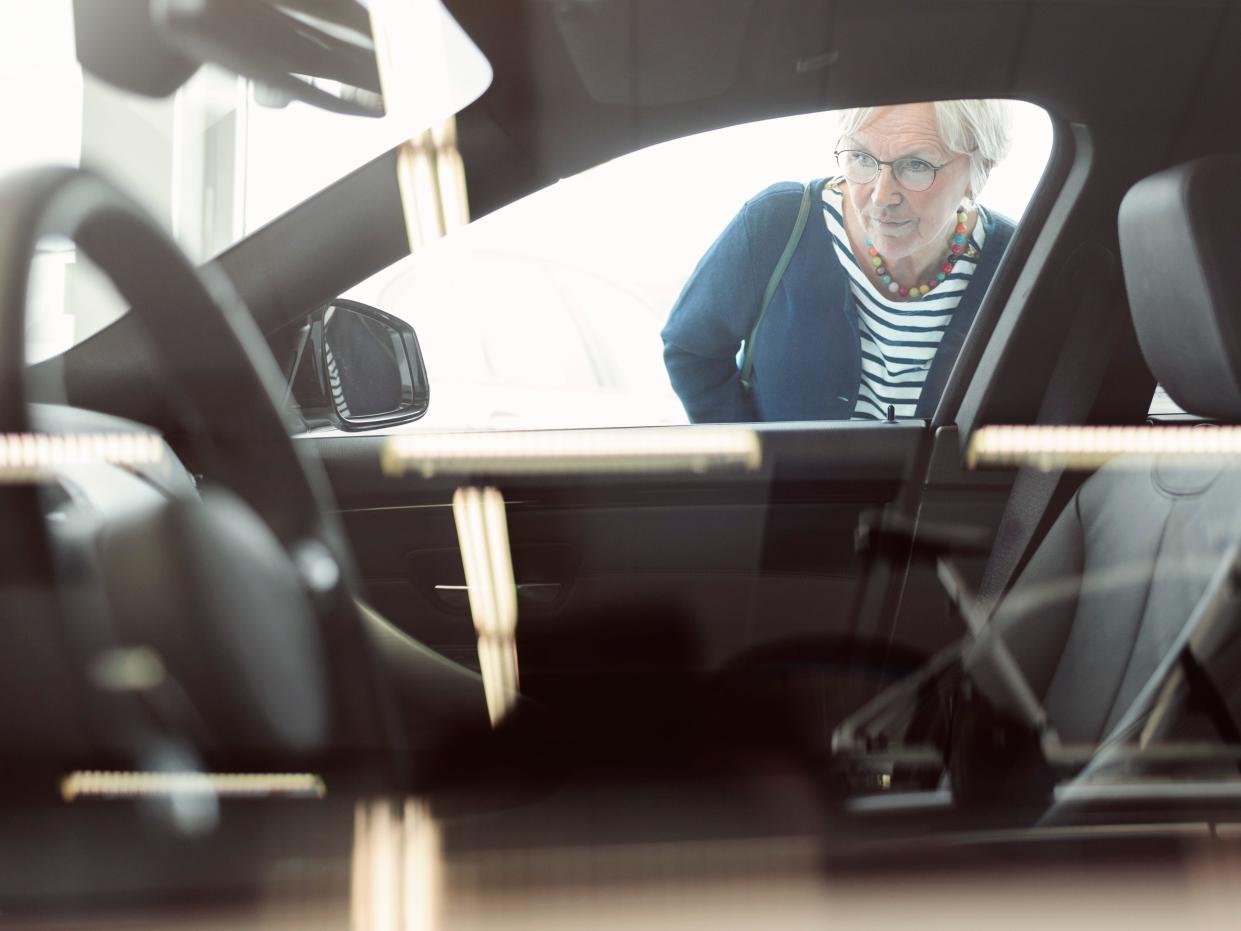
[323,306,411,418]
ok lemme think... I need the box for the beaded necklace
[864,208,969,299]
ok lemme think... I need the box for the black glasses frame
[833,149,950,192]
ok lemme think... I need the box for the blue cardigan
[661,178,1016,423]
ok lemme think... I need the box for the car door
[312,419,933,679]
[24,0,1200,738]
[261,0,1216,725]
[296,126,1058,714]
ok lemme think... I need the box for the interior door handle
[515,582,562,604]
[434,582,563,610]
[432,584,471,610]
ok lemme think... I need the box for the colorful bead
[864,215,974,299]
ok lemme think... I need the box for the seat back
[981,156,1241,744]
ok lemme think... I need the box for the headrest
[1119,156,1241,421]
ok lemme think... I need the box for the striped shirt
[821,182,987,421]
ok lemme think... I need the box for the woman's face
[840,103,972,263]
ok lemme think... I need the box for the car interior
[838,156,1241,809]
[5,0,1241,925]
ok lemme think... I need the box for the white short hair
[834,100,1015,198]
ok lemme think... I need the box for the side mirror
[284,299,430,432]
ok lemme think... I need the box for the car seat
[955,156,1241,793]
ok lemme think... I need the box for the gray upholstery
[987,458,1241,743]
[1119,156,1241,420]
[975,156,1241,744]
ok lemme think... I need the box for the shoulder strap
[740,183,814,392]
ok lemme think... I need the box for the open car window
[343,101,1053,433]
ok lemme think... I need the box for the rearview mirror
[74,0,384,117]
[284,300,430,432]
[155,0,384,116]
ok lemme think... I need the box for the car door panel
[309,423,929,680]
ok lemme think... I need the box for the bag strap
[740,183,814,392]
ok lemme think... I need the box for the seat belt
[974,243,1123,616]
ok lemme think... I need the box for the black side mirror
[284,299,430,432]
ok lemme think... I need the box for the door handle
[432,584,471,610]
[515,582,562,605]
[434,582,563,610]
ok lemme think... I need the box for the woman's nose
[871,164,903,205]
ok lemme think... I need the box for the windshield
[18,0,490,362]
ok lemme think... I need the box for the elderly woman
[661,100,1016,423]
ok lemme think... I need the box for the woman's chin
[871,236,916,260]
[868,222,918,250]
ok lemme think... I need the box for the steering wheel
[0,167,398,775]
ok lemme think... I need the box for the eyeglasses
[833,149,950,193]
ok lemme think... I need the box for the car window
[1147,385,1203,423]
[556,266,674,397]
[468,257,600,391]
[377,250,491,387]
[376,249,603,391]
[343,100,1053,433]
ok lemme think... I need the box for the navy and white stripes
[821,184,986,421]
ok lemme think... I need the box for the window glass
[345,100,1053,432]
[557,266,675,397]
[1148,385,1200,422]
[468,257,599,391]
[377,250,490,388]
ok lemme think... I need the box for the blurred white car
[346,243,689,432]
